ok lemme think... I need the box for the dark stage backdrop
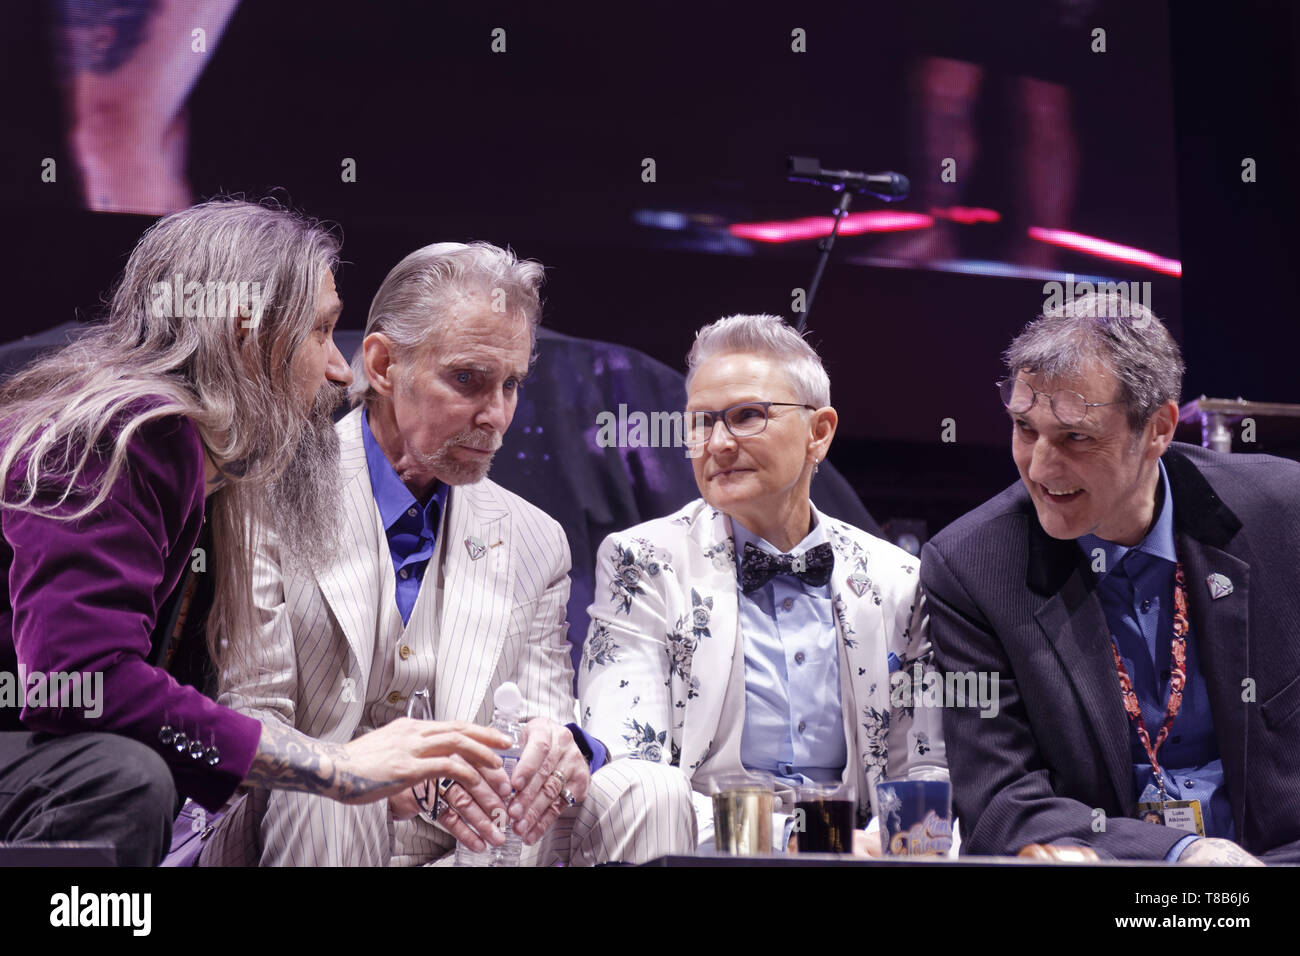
[1,1,1296,541]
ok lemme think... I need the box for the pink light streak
[724,209,1182,277]
[729,211,933,243]
[931,206,1001,224]
[1027,227,1182,276]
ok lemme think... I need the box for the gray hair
[0,197,341,665]
[350,241,544,407]
[1003,291,1185,433]
[685,314,831,408]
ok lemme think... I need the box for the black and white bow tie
[740,541,834,593]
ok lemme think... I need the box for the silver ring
[562,788,577,807]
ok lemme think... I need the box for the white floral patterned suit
[579,498,948,845]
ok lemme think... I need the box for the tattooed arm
[243,716,511,806]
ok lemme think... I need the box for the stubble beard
[416,427,502,486]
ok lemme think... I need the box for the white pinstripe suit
[200,408,694,866]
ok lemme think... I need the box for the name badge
[1136,799,1205,836]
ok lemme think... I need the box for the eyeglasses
[996,377,1119,427]
[683,401,817,446]
[405,689,439,821]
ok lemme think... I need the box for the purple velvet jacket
[0,411,261,810]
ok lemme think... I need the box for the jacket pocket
[1261,671,1300,729]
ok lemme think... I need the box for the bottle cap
[493,681,523,718]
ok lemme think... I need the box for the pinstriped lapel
[434,480,513,722]
[312,409,385,691]
[680,505,740,774]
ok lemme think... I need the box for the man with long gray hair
[204,240,695,866]
[0,201,512,865]
[923,291,1300,864]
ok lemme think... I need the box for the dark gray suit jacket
[921,442,1300,861]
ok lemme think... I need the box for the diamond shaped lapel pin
[465,536,487,561]
[1206,572,1233,600]
[848,572,870,597]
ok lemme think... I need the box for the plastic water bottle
[453,682,524,867]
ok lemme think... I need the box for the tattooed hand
[244,718,510,805]
[1178,837,1265,867]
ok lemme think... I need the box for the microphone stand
[787,156,909,334]
[799,187,854,334]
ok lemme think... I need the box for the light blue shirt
[734,514,847,787]
[1078,458,1232,861]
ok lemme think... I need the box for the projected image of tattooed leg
[55,0,241,214]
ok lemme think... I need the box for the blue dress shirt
[362,410,448,627]
[734,516,847,787]
[1078,458,1233,860]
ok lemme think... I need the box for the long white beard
[267,383,345,569]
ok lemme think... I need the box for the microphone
[787,156,910,201]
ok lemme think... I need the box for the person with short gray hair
[687,312,832,410]
[1003,291,1185,434]
[582,312,948,855]
[349,241,545,410]
[923,294,1300,864]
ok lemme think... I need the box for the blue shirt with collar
[362,409,448,627]
[734,514,847,787]
[360,409,607,772]
[1077,458,1233,860]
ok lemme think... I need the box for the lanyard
[1108,560,1190,801]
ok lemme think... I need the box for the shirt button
[407,507,418,518]
[387,691,405,704]
[399,645,412,661]
[781,597,794,611]
[399,568,410,579]
[794,651,806,665]
[797,720,807,733]
[1184,779,1195,789]
[1140,600,1151,613]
